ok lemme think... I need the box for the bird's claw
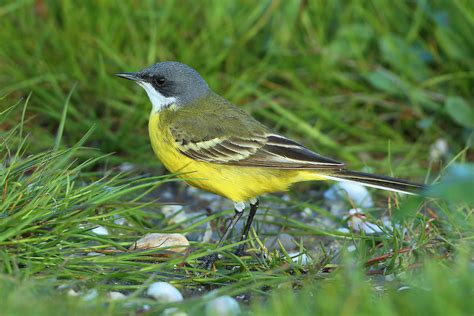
[234,244,248,257]
[199,253,219,270]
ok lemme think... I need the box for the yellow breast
[148,112,321,202]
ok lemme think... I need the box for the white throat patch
[138,82,176,112]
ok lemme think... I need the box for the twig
[365,247,412,266]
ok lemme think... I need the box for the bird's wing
[168,95,344,170]
[173,132,344,170]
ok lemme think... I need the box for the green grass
[0,0,473,315]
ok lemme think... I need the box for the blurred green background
[0,1,473,315]
[1,0,472,175]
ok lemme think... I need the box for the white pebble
[385,274,395,282]
[337,227,350,234]
[57,284,69,290]
[202,222,213,243]
[347,244,357,252]
[91,226,108,236]
[113,214,127,225]
[82,289,98,301]
[162,205,187,224]
[324,182,373,208]
[146,282,183,303]
[429,138,448,160]
[161,205,183,216]
[161,191,174,200]
[288,252,311,265]
[108,291,126,300]
[382,217,394,230]
[205,296,240,316]
[172,213,188,224]
[301,207,313,219]
[67,289,79,297]
[118,162,135,172]
[397,286,411,292]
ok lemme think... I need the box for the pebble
[324,182,374,209]
[130,233,189,254]
[385,274,395,282]
[161,205,188,225]
[205,296,240,316]
[107,291,126,300]
[429,138,448,161]
[57,284,68,290]
[82,289,98,301]
[146,282,183,303]
[381,216,406,234]
[347,244,357,252]
[202,222,213,243]
[337,227,351,234]
[161,205,184,216]
[67,289,79,297]
[161,191,175,200]
[113,214,127,226]
[91,226,109,236]
[288,252,311,265]
[397,286,411,292]
[301,207,313,219]
[118,162,135,172]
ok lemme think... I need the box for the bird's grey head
[115,61,210,112]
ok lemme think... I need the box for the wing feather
[165,94,343,170]
[173,132,344,170]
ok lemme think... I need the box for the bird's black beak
[114,72,141,81]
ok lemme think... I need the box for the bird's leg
[200,201,245,269]
[235,198,259,256]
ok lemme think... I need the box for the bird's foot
[199,253,219,270]
[234,244,248,257]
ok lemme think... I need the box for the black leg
[236,198,259,256]
[200,202,245,269]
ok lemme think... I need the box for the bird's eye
[153,77,166,86]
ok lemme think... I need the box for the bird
[115,61,425,267]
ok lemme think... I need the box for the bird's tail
[321,170,425,195]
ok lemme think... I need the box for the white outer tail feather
[320,175,418,195]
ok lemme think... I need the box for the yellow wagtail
[116,61,425,266]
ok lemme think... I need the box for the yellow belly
[148,113,323,202]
